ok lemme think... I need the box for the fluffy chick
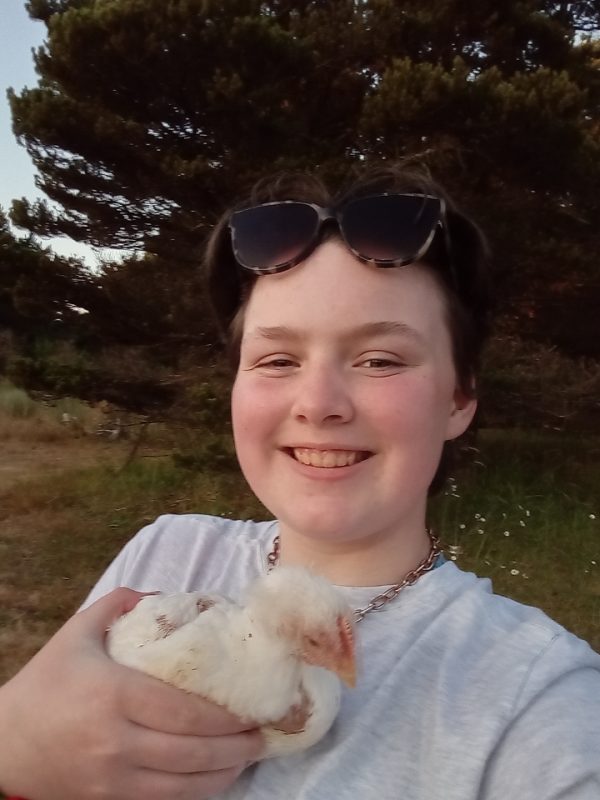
[106,566,356,758]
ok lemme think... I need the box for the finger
[130,764,246,800]
[70,587,151,644]
[127,724,264,773]
[118,667,260,736]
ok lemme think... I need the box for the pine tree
[10,1,598,251]
[7,0,600,360]
[0,208,92,335]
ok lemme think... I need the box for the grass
[429,429,600,646]
[0,380,106,442]
[0,424,598,683]
[0,380,37,418]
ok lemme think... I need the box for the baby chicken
[107,566,356,758]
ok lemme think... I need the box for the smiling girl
[1,165,598,800]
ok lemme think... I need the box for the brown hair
[204,163,494,493]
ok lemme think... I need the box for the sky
[0,1,100,265]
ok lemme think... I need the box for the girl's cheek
[232,377,279,428]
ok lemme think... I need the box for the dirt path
[0,438,133,493]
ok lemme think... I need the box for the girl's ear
[445,388,477,441]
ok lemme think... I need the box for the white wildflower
[510,569,520,576]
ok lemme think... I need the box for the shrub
[6,339,95,396]
[480,333,600,431]
[0,380,36,418]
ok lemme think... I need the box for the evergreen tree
[0,208,92,336]
[7,0,600,358]
[10,1,599,252]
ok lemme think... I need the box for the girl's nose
[290,363,354,425]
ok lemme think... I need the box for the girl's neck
[275,522,433,587]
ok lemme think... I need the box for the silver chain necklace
[266,530,442,623]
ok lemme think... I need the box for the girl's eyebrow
[247,321,425,344]
[349,321,425,344]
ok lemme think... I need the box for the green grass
[0,380,37,418]
[428,429,600,647]
[0,380,109,441]
[0,427,598,682]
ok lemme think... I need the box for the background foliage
[2,0,600,421]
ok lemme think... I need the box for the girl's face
[231,239,476,549]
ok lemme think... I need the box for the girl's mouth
[288,448,371,468]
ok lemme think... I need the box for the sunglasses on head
[228,192,452,279]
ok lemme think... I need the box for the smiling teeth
[292,448,363,468]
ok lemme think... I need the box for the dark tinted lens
[231,203,319,271]
[341,195,441,263]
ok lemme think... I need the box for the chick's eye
[306,637,319,647]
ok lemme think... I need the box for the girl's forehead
[242,241,449,335]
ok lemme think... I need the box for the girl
[1,165,598,800]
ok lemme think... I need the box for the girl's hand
[0,588,263,800]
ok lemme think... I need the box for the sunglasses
[229,193,451,278]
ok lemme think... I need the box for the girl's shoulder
[82,514,278,606]
[134,512,277,554]
[417,561,600,690]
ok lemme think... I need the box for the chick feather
[106,566,356,758]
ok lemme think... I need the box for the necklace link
[266,531,442,623]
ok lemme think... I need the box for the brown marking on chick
[271,687,313,734]
[196,597,216,613]
[155,614,177,638]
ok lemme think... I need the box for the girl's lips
[284,447,372,469]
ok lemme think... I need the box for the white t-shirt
[85,514,600,799]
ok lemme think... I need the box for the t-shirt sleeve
[79,513,271,610]
[479,634,600,799]
[79,515,171,608]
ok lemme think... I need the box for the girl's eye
[256,357,296,369]
[363,358,396,368]
[358,357,405,370]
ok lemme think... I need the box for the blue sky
[1,1,101,264]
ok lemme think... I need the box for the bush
[6,339,95,396]
[0,380,36,418]
[480,332,600,432]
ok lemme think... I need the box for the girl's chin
[276,512,382,545]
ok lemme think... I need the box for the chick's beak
[334,615,356,688]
